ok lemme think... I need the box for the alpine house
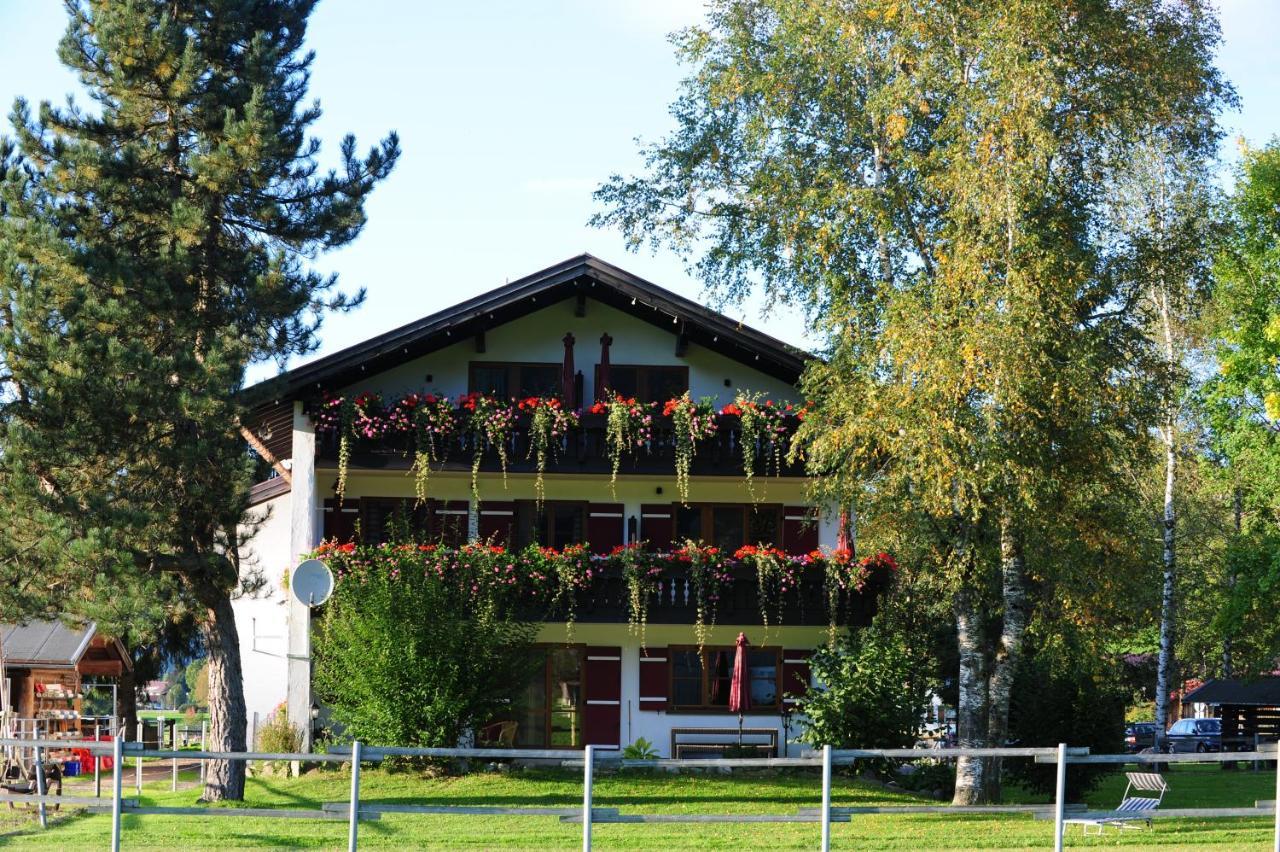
[235,255,892,758]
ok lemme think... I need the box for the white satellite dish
[291,559,334,607]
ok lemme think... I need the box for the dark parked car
[1124,722,1160,753]
[1164,717,1221,753]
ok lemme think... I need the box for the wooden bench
[670,727,778,759]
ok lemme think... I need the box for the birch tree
[595,0,1228,802]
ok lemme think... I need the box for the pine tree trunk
[983,512,1029,803]
[952,587,989,805]
[201,588,247,801]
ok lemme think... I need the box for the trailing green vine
[391,393,456,505]
[726,394,792,501]
[617,542,662,646]
[591,394,654,497]
[664,393,718,504]
[519,396,579,505]
[737,544,802,631]
[460,392,517,503]
[678,541,733,651]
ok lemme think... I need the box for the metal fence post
[135,720,143,794]
[94,720,102,798]
[582,743,594,852]
[111,735,124,852]
[34,744,47,829]
[1053,742,1067,852]
[347,740,362,852]
[172,719,179,792]
[820,744,832,852]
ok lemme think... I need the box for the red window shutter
[781,649,812,706]
[478,501,515,545]
[583,646,621,749]
[322,498,360,543]
[587,503,625,554]
[783,506,819,555]
[641,504,673,550]
[638,647,668,712]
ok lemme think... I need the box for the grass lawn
[138,709,210,724]
[1,762,1275,849]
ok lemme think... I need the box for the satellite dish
[291,559,334,607]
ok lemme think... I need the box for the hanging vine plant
[664,393,718,504]
[737,544,803,630]
[549,543,591,641]
[387,393,456,505]
[459,392,517,503]
[616,542,662,645]
[518,396,580,505]
[315,392,385,503]
[591,394,654,497]
[727,394,793,501]
[677,541,732,651]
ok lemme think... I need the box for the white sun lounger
[1064,772,1167,835]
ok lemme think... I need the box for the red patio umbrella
[561,332,576,408]
[729,631,751,747]
[597,333,613,401]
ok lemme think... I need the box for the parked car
[1124,722,1160,753]
[1163,717,1221,753]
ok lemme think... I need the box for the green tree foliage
[798,626,927,750]
[1202,141,1280,675]
[185,657,209,708]
[594,0,1229,802]
[313,548,537,750]
[0,1,397,800]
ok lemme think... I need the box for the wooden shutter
[782,649,812,706]
[322,498,360,543]
[640,504,674,550]
[587,503,625,554]
[513,500,538,550]
[429,500,469,546]
[639,647,668,712]
[478,501,515,545]
[783,506,819,555]
[583,646,621,749]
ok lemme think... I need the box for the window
[514,501,586,550]
[669,646,781,711]
[509,646,584,747]
[470,362,560,399]
[675,504,781,551]
[359,498,466,546]
[598,365,688,404]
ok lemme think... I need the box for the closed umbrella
[561,332,576,408]
[597,333,613,401]
[729,632,751,747]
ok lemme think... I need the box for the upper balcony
[313,401,808,479]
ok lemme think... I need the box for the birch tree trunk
[952,586,989,805]
[983,512,1029,802]
[1154,288,1178,738]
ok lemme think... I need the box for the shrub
[256,703,301,753]
[622,738,658,760]
[313,544,537,749]
[798,625,928,750]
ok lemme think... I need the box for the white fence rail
[0,737,1276,851]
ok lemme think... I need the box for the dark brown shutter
[514,500,538,550]
[641,504,674,550]
[783,506,819,555]
[639,647,668,712]
[322,498,360,543]
[430,500,469,546]
[587,503,625,554]
[782,649,812,706]
[583,646,621,749]
[478,501,515,545]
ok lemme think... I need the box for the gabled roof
[244,254,812,405]
[1,620,98,669]
[1182,678,1280,707]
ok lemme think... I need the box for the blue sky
[2,1,1276,381]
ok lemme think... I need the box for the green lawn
[1,763,1275,849]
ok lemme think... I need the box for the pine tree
[0,0,397,800]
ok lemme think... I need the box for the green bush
[313,544,537,749]
[798,625,928,750]
[622,738,658,760]
[1005,635,1127,799]
[256,703,301,753]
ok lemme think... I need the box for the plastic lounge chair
[1065,772,1167,835]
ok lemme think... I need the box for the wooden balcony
[315,413,807,478]
[520,563,885,628]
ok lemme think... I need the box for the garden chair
[1065,772,1167,835]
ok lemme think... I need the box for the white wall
[536,622,826,757]
[339,296,801,407]
[233,492,293,743]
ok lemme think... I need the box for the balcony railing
[521,563,885,628]
[316,413,806,478]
